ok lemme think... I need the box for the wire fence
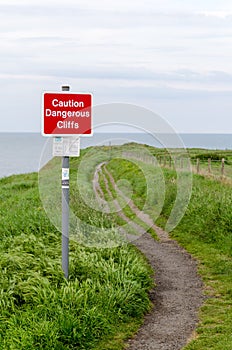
[158,156,232,181]
[122,152,232,182]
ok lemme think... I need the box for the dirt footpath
[94,163,204,350]
[126,231,203,350]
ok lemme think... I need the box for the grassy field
[145,145,232,180]
[162,171,232,350]
[105,145,232,350]
[1,143,232,349]
[0,154,153,349]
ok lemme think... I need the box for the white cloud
[199,11,232,18]
[0,1,232,132]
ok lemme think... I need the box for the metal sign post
[42,85,92,279]
[61,85,70,279]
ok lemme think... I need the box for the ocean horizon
[0,132,231,178]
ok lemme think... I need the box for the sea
[0,133,231,178]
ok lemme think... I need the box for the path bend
[93,163,204,350]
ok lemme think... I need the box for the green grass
[100,165,154,234]
[97,165,147,237]
[105,148,232,350]
[106,157,165,222]
[165,175,232,350]
[2,143,232,350]
[0,152,153,349]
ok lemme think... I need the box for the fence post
[173,157,176,170]
[169,157,172,168]
[208,158,211,174]
[180,158,183,170]
[196,158,200,174]
[221,158,225,177]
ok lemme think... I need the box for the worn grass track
[95,162,203,350]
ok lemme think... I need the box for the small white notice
[53,136,80,157]
[62,168,69,180]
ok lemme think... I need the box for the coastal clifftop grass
[1,143,232,349]
[0,169,153,349]
[104,146,232,350]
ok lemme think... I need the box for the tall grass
[106,147,232,350]
[159,171,232,350]
[0,158,153,349]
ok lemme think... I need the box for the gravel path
[93,163,204,350]
[126,232,203,350]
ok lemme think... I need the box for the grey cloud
[0,4,84,17]
[3,63,232,86]
[188,32,232,39]
[16,36,65,43]
[144,46,188,53]
[98,85,232,100]
[40,67,232,85]
[174,70,232,83]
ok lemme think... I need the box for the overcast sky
[1,0,232,133]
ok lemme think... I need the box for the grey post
[62,85,70,279]
[208,158,211,174]
[221,158,225,177]
[196,158,200,174]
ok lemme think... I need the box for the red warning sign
[42,92,92,136]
